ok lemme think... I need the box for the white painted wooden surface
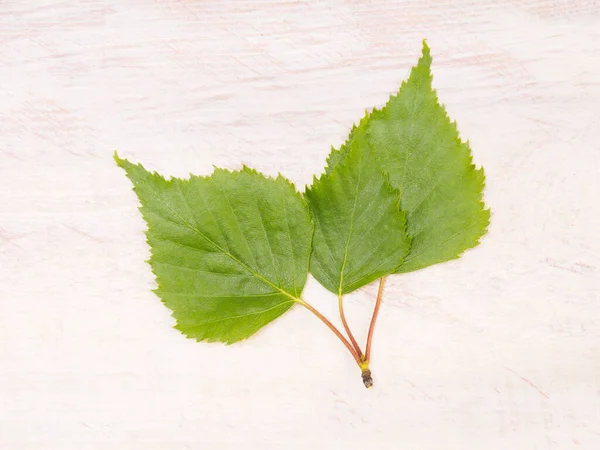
[1,1,599,449]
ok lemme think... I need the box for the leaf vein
[179,301,294,328]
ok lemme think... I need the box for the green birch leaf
[326,41,489,273]
[305,132,411,295]
[115,154,313,344]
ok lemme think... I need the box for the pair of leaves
[323,43,489,275]
[116,42,489,344]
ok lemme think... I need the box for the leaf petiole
[338,294,364,360]
[296,297,375,387]
[365,276,386,362]
[295,298,363,366]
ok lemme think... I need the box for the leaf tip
[113,150,125,167]
[419,40,432,67]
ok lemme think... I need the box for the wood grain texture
[1,1,600,449]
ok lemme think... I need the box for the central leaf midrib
[281,188,298,296]
[140,177,299,302]
[180,300,295,329]
[338,159,363,295]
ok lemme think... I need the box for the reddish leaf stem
[365,276,386,362]
[338,294,364,359]
[297,298,362,366]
